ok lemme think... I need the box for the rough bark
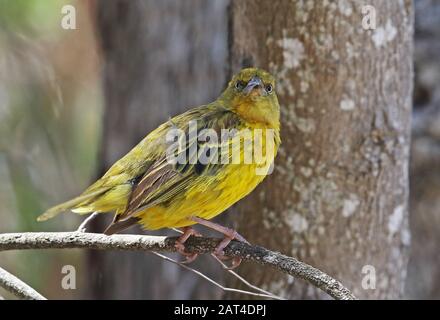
[89,0,228,299]
[227,0,413,299]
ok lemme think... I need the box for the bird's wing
[114,106,243,223]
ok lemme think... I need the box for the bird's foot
[190,216,249,269]
[211,230,246,269]
[175,227,202,264]
[212,253,242,270]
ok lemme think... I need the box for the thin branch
[0,232,356,300]
[150,251,283,300]
[76,211,99,232]
[210,253,286,300]
[172,227,284,300]
[0,266,46,300]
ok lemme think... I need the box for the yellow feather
[37,68,281,234]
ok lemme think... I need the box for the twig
[0,232,356,300]
[150,251,282,300]
[0,266,46,300]
[76,212,99,232]
[210,254,286,300]
[172,227,284,300]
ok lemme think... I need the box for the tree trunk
[227,0,413,299]
[88,0,228,299]
[406,0,440,299]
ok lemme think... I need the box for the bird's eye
[265,84,273,93]
[235,81,245,91]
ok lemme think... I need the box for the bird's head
[220,68,280,129]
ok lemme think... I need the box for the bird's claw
[175,227,201,264]
[212,252,242,270]
[210,229,248,269]
[175,242,199,264]
[174,221,248,269]
[177,250,199,264]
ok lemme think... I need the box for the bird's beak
[243,76,266,96]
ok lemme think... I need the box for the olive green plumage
[38,68,280,234]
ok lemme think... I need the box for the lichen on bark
[227,0,413,299]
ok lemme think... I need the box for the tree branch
[0,266,46,300]
[150,251,285,300]
[0,232,356,300]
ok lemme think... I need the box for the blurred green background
[0,0,101,299]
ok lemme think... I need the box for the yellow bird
[38,67,281,265]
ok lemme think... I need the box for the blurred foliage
[0,0,101,299]
[0,0,66,35]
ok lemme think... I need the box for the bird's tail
[37,188,110,222]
